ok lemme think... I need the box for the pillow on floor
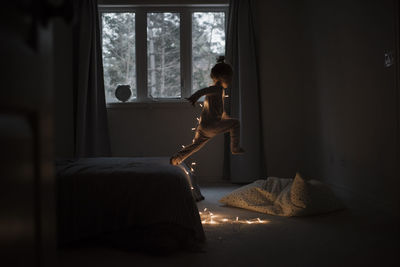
[290,173,344,215]
[219,174,344,217]
[219,178,295,215]
[219,180,273,208]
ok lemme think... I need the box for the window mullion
[136,9,148,101]
[181,9,192,98]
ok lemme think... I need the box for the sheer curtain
[73,0,110,157]
[224,0,265,182]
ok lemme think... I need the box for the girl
[170,56,244,165]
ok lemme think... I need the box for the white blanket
[220,173,344,216]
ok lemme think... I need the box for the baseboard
[326,181,399,220]
[196,176,230,185]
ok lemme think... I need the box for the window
[192,12,226,93]
[100,5,227,103]
[147,12,181,98]
[102,13,136,102]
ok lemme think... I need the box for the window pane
[147,13,181,98]
[192,12,225,93]
[102,13,136,103]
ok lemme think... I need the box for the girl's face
[213,78,229,89]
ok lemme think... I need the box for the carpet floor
[59,183,399,267]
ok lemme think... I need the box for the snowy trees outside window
[147,13,181,98]
[102,13,136,103]
[101,7,226,103]
[192,12,225,93]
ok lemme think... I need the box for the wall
[107,103,224,179]
[255,0,399,215]
[302,0,399,213]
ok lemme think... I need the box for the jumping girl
[170,56,244,165]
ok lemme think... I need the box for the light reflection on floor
[199,207,269,225]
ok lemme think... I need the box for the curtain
[73,0,110,157]
[224,0,265,183]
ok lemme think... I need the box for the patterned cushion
[220,174,344,217]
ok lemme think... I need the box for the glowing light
[225,95,229,98]
[190,168,194,172]
[191,186,194,190]
[181,145,185,148]
[199,208,269,225]
[200,103,203,107]
[196,117,200,122]
[191,128,196,131]
[191,162,196,166]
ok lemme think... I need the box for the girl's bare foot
[170,155,181,165]
[232,148,245,155]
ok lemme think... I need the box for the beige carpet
[59,183,399,267]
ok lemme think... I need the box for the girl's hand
[185,96,196,106]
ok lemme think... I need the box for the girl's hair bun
[216,55,225,64]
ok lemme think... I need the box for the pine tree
[101,11,225,101]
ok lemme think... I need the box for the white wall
[255,0,399,215]
[107,102,225,180]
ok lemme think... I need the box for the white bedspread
[220,173,344,216]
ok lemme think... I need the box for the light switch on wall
[384,50,394,67]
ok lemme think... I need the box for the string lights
[199,208,269,225]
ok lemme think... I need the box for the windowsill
[106,99,202,109]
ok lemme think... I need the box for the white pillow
[220,174,344,217]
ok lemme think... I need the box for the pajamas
[171,85,241,165]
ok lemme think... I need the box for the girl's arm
[186,84,222,106]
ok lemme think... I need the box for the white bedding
[220,173,344,216]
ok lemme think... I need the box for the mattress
[56,157,205,247]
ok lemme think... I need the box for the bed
[56,157,205,249]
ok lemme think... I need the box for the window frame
[98,4,228,104]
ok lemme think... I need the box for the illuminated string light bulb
[196,117,200,122]
[181,145,185,148]
[191,162,196,166]
[198,208,269,225]
[225,95,229,98]
[191,128,196,131]
[200,103,203,107]
[191,186,194,190]
[190,168,194,172]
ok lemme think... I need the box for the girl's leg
[170,130,210,165]
[213,118,243,153]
